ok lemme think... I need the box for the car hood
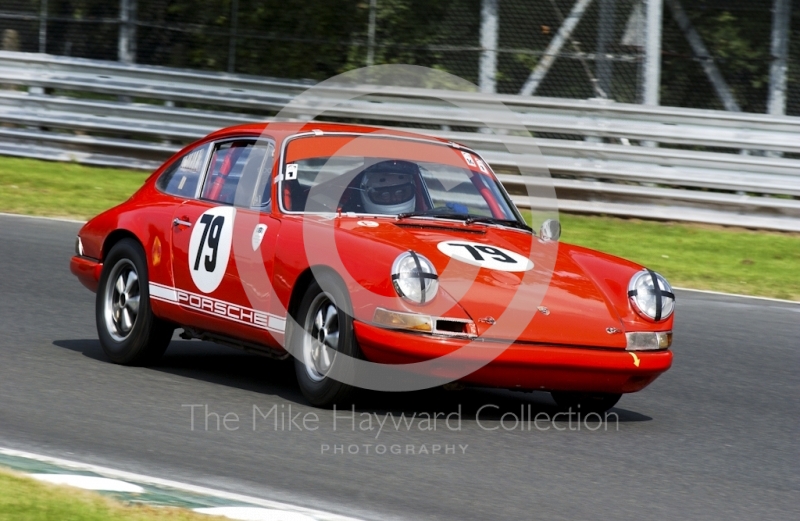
[335,218,631,349]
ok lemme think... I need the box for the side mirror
[540,219,561,241]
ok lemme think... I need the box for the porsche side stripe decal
[148,282,286,334]
[148,283,178,302]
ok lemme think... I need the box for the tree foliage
[1,0,795,113]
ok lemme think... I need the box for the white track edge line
[0,212,86,224]
[1,212,796,305]
[673,287,800,305]
[0,447,364,521]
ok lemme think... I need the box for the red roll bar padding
[283,184,293,211]
[205,144,245,201]
[470,172,504,218]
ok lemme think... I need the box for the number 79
[193,214,225,272]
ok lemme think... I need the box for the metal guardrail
[0,51,799,232]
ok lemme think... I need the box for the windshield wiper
[396,209,470,221]
[465,215,532,231]
[397,210,531,232]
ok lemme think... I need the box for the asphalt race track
[0,213,797,521]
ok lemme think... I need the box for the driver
[359,160,417,215]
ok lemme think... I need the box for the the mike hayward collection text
[182,403,620,435]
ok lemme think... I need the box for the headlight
[391,251,438,304]
[75,236,84,256]
[628,269,675,321]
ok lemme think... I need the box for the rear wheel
[550,391,621,414]
[290,273,360,407]
[96,238,173,365]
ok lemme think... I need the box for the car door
[217,140,285,348]
[170,138,284,346]
[147,142,212,319]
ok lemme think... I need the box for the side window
[201,140,255,205]
[250,142,276,210]
[156,146,208,198]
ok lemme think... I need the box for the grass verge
[0,156,148,219]
[1,156,798,301]
[0,469,212,520]
[555,214,800,301]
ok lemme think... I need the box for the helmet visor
[364,173,415,206]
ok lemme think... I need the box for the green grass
[1,156,798,301]
[556,214,800,301]
[0,470,213,520]
[0,157,148,219]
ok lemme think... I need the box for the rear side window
[156,146,208,198]
[201,140,255,205]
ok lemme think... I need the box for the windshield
[279,135,522,225]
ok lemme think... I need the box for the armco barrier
[0,51,798,231]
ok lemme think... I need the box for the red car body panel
[70,122,673,394]
[354,322,670,393]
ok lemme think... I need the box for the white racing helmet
[359,160,417,215]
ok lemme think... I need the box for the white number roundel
[437,240,534,272]
[188,206,236,293]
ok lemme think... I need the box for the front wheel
[96,238,173,365]
[550,391,622,414]
[290,273,360,407]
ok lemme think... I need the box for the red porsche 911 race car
[70,122,674,410]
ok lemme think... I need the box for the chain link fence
[0,0,796,115]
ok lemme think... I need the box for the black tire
[290,273,361,407]
[550,391,622,414]
[96,238,173,366]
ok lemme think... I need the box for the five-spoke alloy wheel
[104,259,141,342]
[291,273,360,407]
[96,238,173,365]
[302,293,340,382]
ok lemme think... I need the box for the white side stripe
[268,316,286,332]
[148,282,286,334]
[148,282,178,302]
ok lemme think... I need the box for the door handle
[172,218,192,227]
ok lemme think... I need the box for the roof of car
[204,122,455,146]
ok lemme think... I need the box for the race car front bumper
[354,321,673,394]
[70,255,103,293]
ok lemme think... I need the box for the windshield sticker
[476,159,488,173]
[437,240,534,272]
[180,149,205,173]
[461,151,476,167]
[285,163,298,180]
